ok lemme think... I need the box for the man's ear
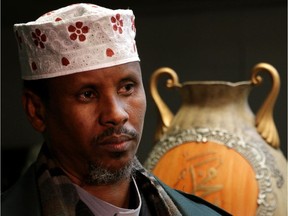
[22,90,47,133]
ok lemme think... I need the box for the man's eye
[79,90,97,101]
[118,83,135,95]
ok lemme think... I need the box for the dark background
[1,0,287,192]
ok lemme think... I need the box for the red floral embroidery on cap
[131,16,136,32]
[55,17,62,22]
[106,48,114,57]
[43,11,53,16]
[15,31,23,49]
[111,14,123,34]
[32,29,47,49]
[31,62,37,70]
[68,22,89,42]
[61,57,70,66]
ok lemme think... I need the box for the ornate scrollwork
[145,127,284,215]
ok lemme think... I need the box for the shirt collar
[74,177,142,216]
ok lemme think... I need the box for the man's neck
[81,179,131,208]
[64,169,131,208]
[56,157,133,208]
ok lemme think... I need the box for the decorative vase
[144,63,287,216]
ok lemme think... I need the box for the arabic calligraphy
[173,151,223,204]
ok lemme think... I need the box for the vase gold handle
[251,62,280,148]
[150,67,181,142]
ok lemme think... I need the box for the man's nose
[99,97,128,127]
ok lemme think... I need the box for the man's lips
[98,135,133,151]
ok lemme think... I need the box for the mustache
[92,127,139,144]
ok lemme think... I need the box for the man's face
[43,62,146,183]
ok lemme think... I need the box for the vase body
[144,64,287,216]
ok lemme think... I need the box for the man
[2,3,230,215]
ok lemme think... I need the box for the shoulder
[1,164,42,216]
[157,178,232,216]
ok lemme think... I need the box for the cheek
[46,107,100,166]
[46,105,96,146]
[129,95,147,128]
[64,108,97,140]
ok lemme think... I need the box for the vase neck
[179,83,252,106]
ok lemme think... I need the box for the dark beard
[85,157,138,185]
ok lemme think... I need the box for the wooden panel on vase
[152,141,258,216]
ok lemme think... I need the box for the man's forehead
[49,62,142,84]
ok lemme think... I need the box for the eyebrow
[75,75,139,90]
[119,76,139,83]
[120,71,141,81]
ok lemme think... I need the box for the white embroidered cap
[14,3,139,80]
